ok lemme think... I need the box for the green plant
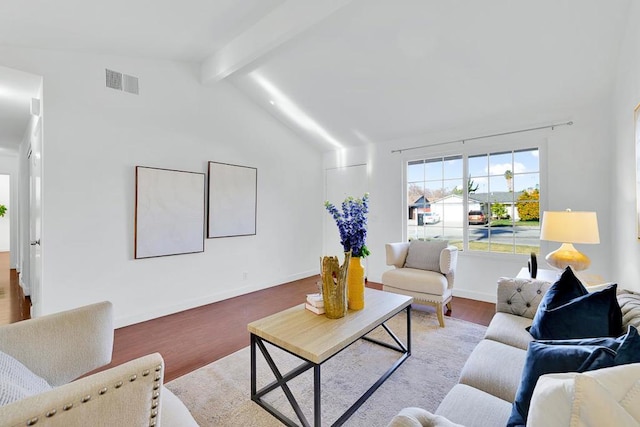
[0,205,6,217]
[516,189,539,221]
[453,178,479,195]
[491,203,508,219]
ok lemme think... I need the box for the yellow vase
[347,257,365,310]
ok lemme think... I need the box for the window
[406,148,540,255]
[407,156,463,247]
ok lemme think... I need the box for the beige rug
[166,309,486,426]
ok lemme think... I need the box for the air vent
[123,74,139,95]
[105,69,139,95]
[105,69,122,90]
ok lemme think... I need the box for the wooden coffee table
[248,288,413,426]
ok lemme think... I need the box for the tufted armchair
[381,241,458,327]
[0,302,198,426]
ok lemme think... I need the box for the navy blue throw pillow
[539,267,587,309]
[507,325,640,427]
[525,266,585,333]
[529,282,622,340]
[527,267,622,340]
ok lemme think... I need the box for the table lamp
[539,209,600,271]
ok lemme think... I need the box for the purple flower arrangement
[324,193,370,258]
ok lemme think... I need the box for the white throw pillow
[0,349,52,407]
[404,240,447,272]
[527,363,640,427]
[387,407,464,427]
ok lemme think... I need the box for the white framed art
[135,166,205,259]
[207,161,257,238]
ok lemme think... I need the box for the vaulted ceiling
[0,0,632,152]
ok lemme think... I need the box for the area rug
[166,310,487,426]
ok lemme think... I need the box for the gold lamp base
[545,242,591,271]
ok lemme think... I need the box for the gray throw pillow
[404,240,448,271]
[0,349,52,407]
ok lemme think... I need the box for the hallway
[0,251,29,325]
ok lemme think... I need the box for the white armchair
[0,302,198,426]
[381,241,458,327]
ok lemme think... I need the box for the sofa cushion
[529,282,622,340]
[459,339,527,403]
[0,349,51,407]
[435,384,512,427]
[484,312,534,350]
[507,326,640,426]
[382,268,448,296]
[527,364,640,427]
[403,240,447,271]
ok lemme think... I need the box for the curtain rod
[391,121,573,154]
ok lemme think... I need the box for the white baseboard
[452,288,496,304]
[114,269,318,328]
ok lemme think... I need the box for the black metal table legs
[250,306,412,426]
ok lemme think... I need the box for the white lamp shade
[540,211,600,244]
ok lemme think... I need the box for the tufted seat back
[617,288,640,333]
[496,277,552,319]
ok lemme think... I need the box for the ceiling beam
[200,0,353,84]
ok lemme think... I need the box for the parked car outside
[468,210,488,225]
[423,212,441,224]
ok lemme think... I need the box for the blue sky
[407,149,539,194]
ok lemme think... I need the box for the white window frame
[402,134,548,260]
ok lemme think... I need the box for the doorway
[0,65,43,322]
[323,164,369,264]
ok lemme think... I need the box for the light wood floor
[2,272,496,382]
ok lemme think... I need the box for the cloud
[488,162,527,175]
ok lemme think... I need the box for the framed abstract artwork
[135,166,205,259]
[207,161,257,238]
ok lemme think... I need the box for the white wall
[612,0,640,291]
[0,47,324,327]
[325,103,614,302]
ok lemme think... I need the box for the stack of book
[305,293,325,315]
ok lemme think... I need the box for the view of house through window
[407,156,464,247]
[407,148,540,254]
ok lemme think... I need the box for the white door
[18,144,30,295]
[29,118,42,317]
[323,164,368,263]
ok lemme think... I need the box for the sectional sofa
[388,275,640,427]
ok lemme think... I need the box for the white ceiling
[0,0,284,62]
[0,0,632,152]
